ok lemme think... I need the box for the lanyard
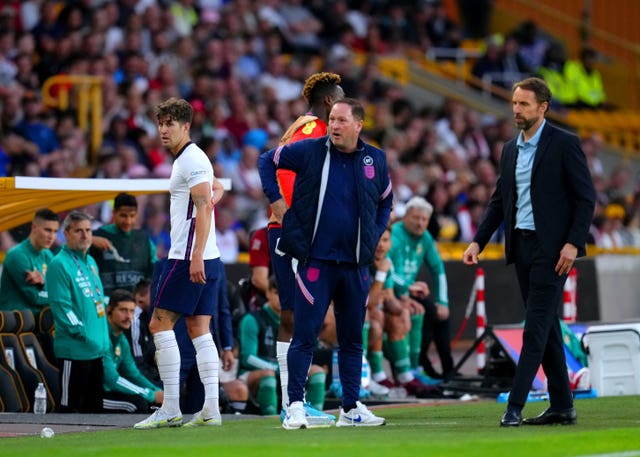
[69,251,105,317]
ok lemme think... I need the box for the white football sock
[154,330,181,415]
[277,341,290,409]
[193,333,220,418]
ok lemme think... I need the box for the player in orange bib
[268,72,344,425]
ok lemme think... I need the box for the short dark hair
[303,72,343,106]
[155,97,193,124]
[135,277,151,296]
[333,97,365,121]
[33,208,59,223]
[108,289,135,310]
[512,77,552,107]
[114,192,138,210]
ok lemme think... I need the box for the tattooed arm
[190,181,213,284]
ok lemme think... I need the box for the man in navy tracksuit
[259,98,392,429]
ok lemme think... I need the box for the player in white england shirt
[135,98,230,430]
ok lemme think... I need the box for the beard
[515,115,538,131]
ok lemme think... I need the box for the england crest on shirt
[363,155,375,179]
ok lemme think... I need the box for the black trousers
[103,391,150,413]
[415,295,455,379]
[509,230,573,410]
[57,358,103,413]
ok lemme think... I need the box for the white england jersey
[167,142,220,260]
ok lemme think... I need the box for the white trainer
[134,408,183,429]
[367,379,390,397]
[282,401,308,430]
[336,401,386,427]
[183,410,222,427]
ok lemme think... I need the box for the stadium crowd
[0,0,636,415]
[0,0,636,253]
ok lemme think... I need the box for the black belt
[516,228,536,237]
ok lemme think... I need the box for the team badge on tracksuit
[363,155,375,179]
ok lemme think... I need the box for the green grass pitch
[1,396,639,457]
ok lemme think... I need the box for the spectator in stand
[378,4,413,45]
[0,208,59,314]
[13,90,60,155]
[462,110,491,161]
[457,0,493,39]
[228,143,269,231]
[89,193,157,297]
[564,47,607,109]
[223,92,252,146]
[472,34,531,90]
[456,198,485,243]
[604,166,631,203]
[103,289,163,413]
[424,0,461,50]
[47,210,109,413]
[513,20,550,71]
[258,55,304,103]
[597,203,626,249]
[581,132,605,179]
[500,34,532,89]
[279,0,323,54]
[537,42,573,110]
[144,204,171,260]
[214,205,241,264]
[426,179,457,241]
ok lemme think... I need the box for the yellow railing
[41,75,103,166]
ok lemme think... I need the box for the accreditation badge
[96,301,105,318]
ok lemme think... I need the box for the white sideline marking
[575,451,640,457]
[387,421,460,426]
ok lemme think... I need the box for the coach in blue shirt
[259,98,392,429]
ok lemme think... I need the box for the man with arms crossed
[135,98,226,429]
[463,77,595,426]
[0,208,59,314]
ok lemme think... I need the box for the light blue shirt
[515,119,546,230]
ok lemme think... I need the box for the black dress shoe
[500,410,522,427]
[522,407,577,425]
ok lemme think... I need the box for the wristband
[374,270,387,283]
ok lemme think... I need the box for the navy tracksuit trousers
[287,259,369,408]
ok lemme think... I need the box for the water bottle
[34,382,47,414]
